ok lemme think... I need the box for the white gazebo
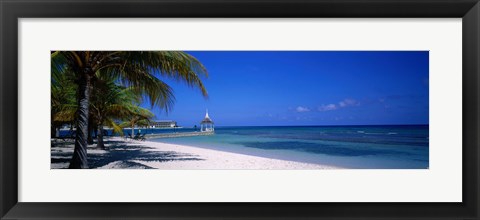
[200,110,214,132]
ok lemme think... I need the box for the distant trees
[51,61,77,138]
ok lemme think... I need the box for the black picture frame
[1,0,479,219]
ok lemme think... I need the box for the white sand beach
[51,137,339,169]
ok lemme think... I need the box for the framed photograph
[1,0,479,219]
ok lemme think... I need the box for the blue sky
[146,51,429,127]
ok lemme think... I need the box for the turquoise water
[151,125,429,169]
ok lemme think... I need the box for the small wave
[357,131,365,133]
[388,132,397,135]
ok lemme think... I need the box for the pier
[144,131,214,139]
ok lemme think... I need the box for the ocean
[150,125,429,169]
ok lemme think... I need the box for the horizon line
[181,124,429,128]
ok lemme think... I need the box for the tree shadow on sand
[51,140,204,169]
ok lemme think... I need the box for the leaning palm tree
[90,75,155,149]
[52,51,208,168]
[90,78,128,149]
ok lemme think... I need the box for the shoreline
[51,137,340,169]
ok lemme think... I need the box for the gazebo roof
[201,118,214,124]
[200,110,214,124]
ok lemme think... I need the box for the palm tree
[52,51,208,168]
[90,74,158,149]
[90,77,132,149]
[120,107,154,138]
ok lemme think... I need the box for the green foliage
[51,51,209,166]
[51,61,77,125]
[90,75,155,136]
[51,51,209,136]
[52,51,209,113]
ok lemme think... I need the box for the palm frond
[105,118,124,135]
[98,51,208,113]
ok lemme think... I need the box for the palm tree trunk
[131,124,134,138]
[51,124,57,138]
[69,74,92,169]
[97,125,105,149]
[87,117,94,145]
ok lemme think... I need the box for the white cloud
[296,106,311,113]
[338,99,359,107]
[317,99,359,112]
[318,104,337,111]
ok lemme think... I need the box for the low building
[149,120,177,128]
